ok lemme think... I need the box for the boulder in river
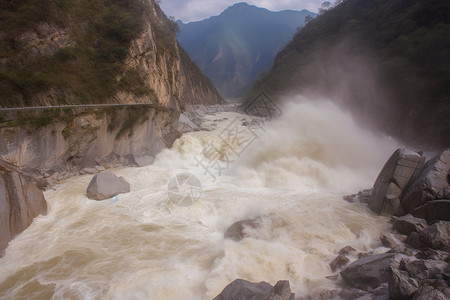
[212,279,295,300]
[392,214,427,236]
[0,159,47,256]
[86,171,130,200]
[224,219,260,241]
[369,149,425,216]
[340,253,407,290]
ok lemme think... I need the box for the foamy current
[0,98,399,299]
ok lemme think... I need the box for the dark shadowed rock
[380,232,405,248]
[338,245,357,256]
[402,149,450,222]
[0,159,47,256]
[340,253,406,290]
[387,245,416,256]
[224,219,260,241]
[388,266,418,299]
[412,200,450,222]
[370,149,424,216]
[212,279,295,300]
[330,254,350,272]
[403,259,449,281]
[406,231,427,250]
[392,214,427,236]
[419,221,450,252]
[412,283,450,300]
[86,171,130,200]
[415,249,450,261]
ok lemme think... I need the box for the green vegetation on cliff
[0,0,179,107]
[251,0,450,148]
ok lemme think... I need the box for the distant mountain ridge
[177,2,316,98]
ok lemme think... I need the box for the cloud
[159,0,323,23]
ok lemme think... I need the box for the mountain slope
[177,2,316,98]
[251,0,450,149]
[0,0,223,107]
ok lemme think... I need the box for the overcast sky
[159,0,324,23]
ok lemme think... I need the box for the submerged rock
[224,219,260,242]
[86,171,130,200]
[330,254,350,272]
[0,160,47,256]
[212,279,295,300]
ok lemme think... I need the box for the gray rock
[86,171,130,200]
[354,283,389,300]
[131,154,155,167]
[387,245,416,256]
[412,283,450,300]
[392,214,427,235]
[388,266,418,299]
[419,221,450,252]
[403,259,449,280]
[406,231,427,250]
[330,254,350,272]
[338,245,357,255]
[224,219,260,242]
[415,249,450,261]
[412,200,450,222]
[0,160,47,256]
[402,149,450,221]
[212,279,295,300]
[380,232,405,248]
[370,149,424,216]
[340,253,405,290]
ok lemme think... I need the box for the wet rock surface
[0,159,47,256]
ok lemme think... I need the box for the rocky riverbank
[214,148,450,300]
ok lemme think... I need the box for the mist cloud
[159,0,323,22]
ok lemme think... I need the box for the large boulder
[413,283,450,300]
[213,279,295,300]
[0,159,47,256]
[370,149,425,216]
[419,221,450,252]
[392,214,427,236]
[388,266,419,300]
[340,253,406,290]
[401,149,450,221]
[86,171,130,200]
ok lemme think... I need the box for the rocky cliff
[0,106,180,188]
[0,159,47,256]
[0,0,223,184]
[0,0,223,107]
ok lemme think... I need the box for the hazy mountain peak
[177,4,316,98]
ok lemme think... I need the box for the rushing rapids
[0,98,400,299]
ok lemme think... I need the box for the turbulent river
[0,98,400,299]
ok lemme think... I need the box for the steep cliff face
[0,0,223,107]
[0,159,47,256]
[116,0,223,107]
[0,0,223,183]
[0,106,180,186]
